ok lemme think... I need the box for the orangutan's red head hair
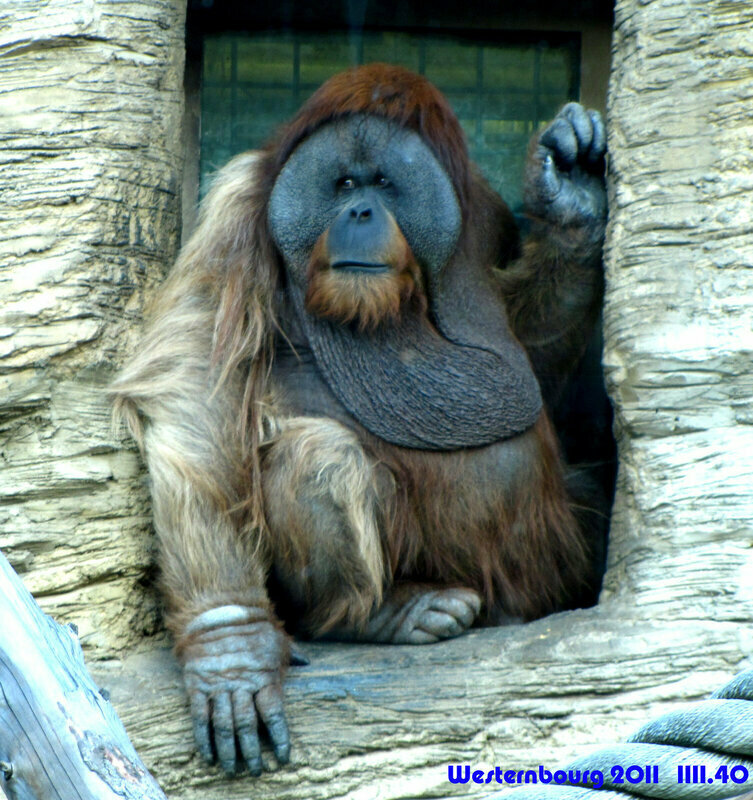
[270,63,472,212]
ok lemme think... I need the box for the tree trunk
[0,0,186,653]
[0,550,167,800]
[0,0,751,798]
[603,0,753,617]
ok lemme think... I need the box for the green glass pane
[299,37,355,84]
[482,46,536,90]
[481,118,534,147]
[202,36,234,84]
[236,38,294,83]
[199,31,579,208]
[233,88,298,144]
[537,92,571,122]
[541,45,574,73]
[424,42,479,88]
[201,87,233,150]
[479,91,538,122]
[443,92,478,120]
[362,32,420,70]
[480,152,529,212]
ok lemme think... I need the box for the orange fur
[363,415,586,623]
[111,63,598,658]
[269,64,472,215]
[304,218,425,331]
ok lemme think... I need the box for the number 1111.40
[677,765,749,785]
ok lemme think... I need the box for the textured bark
[0,0,752,799]
[0,0,186,653]
[602,0,753,618]
[90,616,749,800]
[0,550,166,800]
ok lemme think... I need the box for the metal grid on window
[200,30,580,212]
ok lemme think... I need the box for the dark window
[199,30,579,213]
[187,0,614,224]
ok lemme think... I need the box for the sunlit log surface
[0,551,167,800]
[0,0,751,798]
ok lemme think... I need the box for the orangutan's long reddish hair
[111,62,594,643]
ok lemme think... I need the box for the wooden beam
[0,550,167,800]
[88,606,745,799]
